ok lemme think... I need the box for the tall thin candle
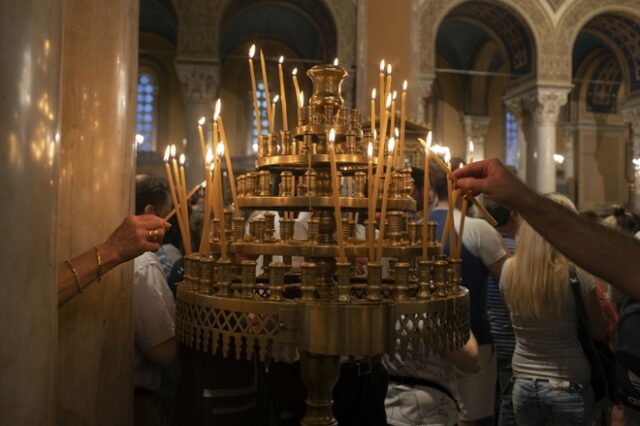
[398,80,408,169]
[270,95,279,134]
[197,116,207,175]
[216,107,240,218]
[384,64,393,111]
[422,131,432,258]
[292,68,301,109]
[327,128,346,261]
[367,141,374,260]
[215,142,228,259]
[163,147,189,253]
[248,45,262,136]
[178,154,192,252]
[199,152,214,254]
[370,89,376,136]
[376,137,396,261]
[259,49,273,133]
[378,60,385,131]
[278,56,288,131]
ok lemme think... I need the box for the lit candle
[376,137,396,261]
[178,153,192,252]
[384,64,393,111]
[379,60,385,133]
[333,58,339,66]
[389,90,397,148]
[370,93,392,259]
[270,95,279,134]
[259,49,273,133]
[468,141,475,164]
[370,88,376,136]
[212,99,220,160]
[327,128,346,262]
[421,131,432,258]
[197,116,207,174]
[215,142,228,259]
[164,181,204,221]
[278,56,288,131]
[367,141,375,260]
[216,105,240,218]
[299,91,304,108]
[248,44,262,137]
[398,80,408,169]
[163,146,189,253]
[292,68,301,109]
[199,150,214,254]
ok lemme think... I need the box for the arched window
[251,82,269,153]
[504,111,518,167]
[136,72,158,152]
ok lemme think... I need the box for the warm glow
[379,60,385,72]
[553,153,565,165]
[373,129,377,140]
[163,145,170,162]
[329,128,336,144]
[395,127,399,138]
[249,44,256,58]
[299,91,304,107]
[403,80,408,91]
[216,142,225,157]
[426,131,433,149]
[444,148,451,165]
[273,94,280,103]
[135,134,144,145]
[469,141,474,153]
[170,144,176,158]
[367,141,373,159]
[206,148,214,165]
[393,90,397,100]
[386,93,392,108]
[214,99,221,120]
[387,64,392,74]
[292,68,298,76]
[388,137,395,153]
[202,180,207,188]
[371,88,376,99]
[179,154,186,165]
[279,55,284,64]
[333,58,339,66]
[198,116,206,126]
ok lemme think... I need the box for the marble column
[175,60,218,188]
[0,1,62,424]
[506,86,570,193]
[623,104,640,212]
[562,124,576,202]
[461,115,491,161]
[56,0,139,424]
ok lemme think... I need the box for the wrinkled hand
[452,158,529,208]
[102,215,171,263]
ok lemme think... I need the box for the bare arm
[486,255,507,283]
[58,215,170,306]
[447,332,480,373]
[453,159,640,300]
[145,337,177,367]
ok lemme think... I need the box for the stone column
[623,104,640,212]
[175,60,218,187]
[562,124,577,202]
[412,76,434,125]
[504,98,527,182]
[506,86,570,193]
[461,115,491,161]
[0,1,62,424]
[56,0,139,424]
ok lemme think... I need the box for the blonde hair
[502,193,576,320]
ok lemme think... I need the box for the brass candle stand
[175,64,469,425]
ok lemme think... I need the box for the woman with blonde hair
[500,193,607,426]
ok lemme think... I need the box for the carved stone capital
[522,88,569,125]
[411,75,434,124]
[175,61,219,104]
[504,97,524,123]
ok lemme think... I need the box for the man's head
[431,156,465,202]
[135,174,171,217]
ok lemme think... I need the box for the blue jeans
[496,359,514,426]
[512,378,594,426]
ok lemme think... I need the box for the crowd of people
[58,158,640,426]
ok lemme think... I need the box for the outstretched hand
[101,215,171,263]
[452,158,530,208]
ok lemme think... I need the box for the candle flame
[299,91,304,107]
[393,90,397,100]
[379,60,385,72]
[333,58,339,66]
[395,127,399,138]
[135,134,144,144]
[292,67,298,76]
[249,44,255,58]
[388,137,395,153]
[170,144,176,158]
[387,64,392,74]
[386,93,392,109]
[179,153,186,165]
[373,129,377,140]
[163,145,170,162]
[469,141,474,153]
[198,116,206,126]
[367,141,373,159]
[206,148,213,164]
[403,80,408,91]
[371,88,376,99]
[214,99,221,120]
[279,55,284,64]
[273,94,279,103]
[216,142,225,157]
[426,131,433,149]
[329,128,336,144]
[202,180,207,188]
[444,148,451,165]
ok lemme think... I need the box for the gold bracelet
[94,247,102,282]
[65,260,82,293]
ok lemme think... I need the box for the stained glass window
[505,111,518,167]
[136,72,157,151]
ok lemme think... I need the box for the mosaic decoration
[587,53,622,114]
